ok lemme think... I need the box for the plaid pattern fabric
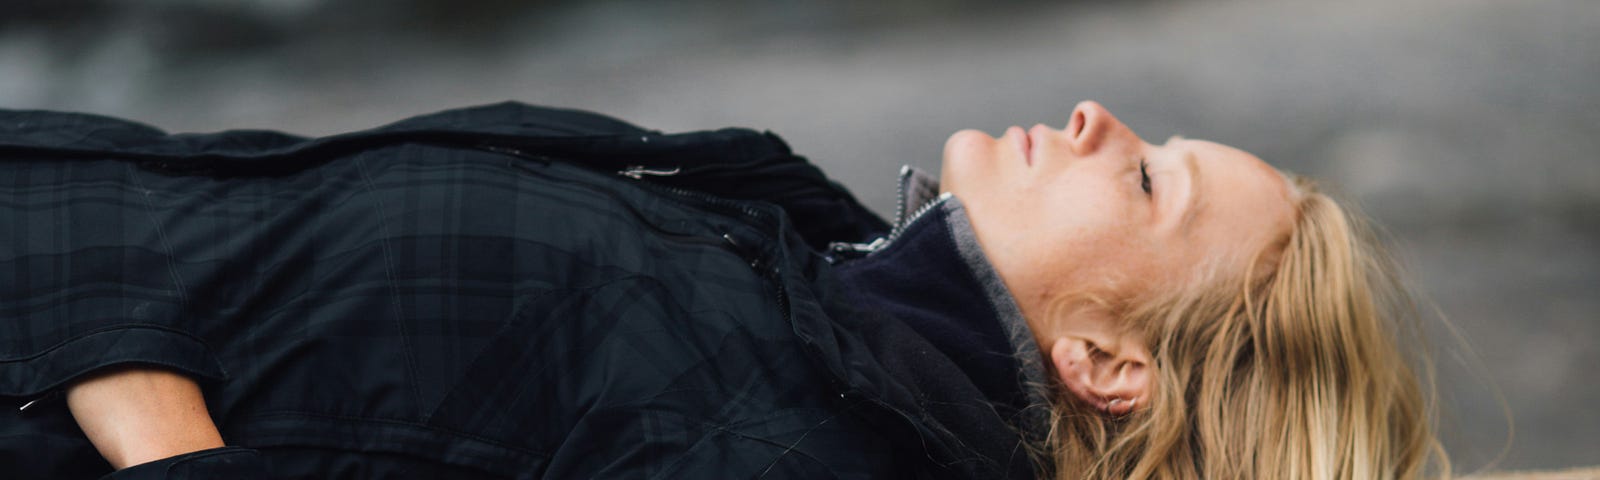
[0,104,1033,479]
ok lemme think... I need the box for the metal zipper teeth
[886,192,950,244]
[831,192,949,259]
[892,165,912,237]
[826,167,950,258]
[827,165,917,257]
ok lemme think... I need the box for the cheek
[1022,189,1155,295]
[1029,168,1133,235]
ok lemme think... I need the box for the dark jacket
[0,103,1043,479]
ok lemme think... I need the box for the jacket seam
[0,324,214,363]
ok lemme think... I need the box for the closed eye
[1139,159,1152,195]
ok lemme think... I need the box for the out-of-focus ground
[2,0,1596,472]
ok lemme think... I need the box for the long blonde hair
[1037,175,1449,479]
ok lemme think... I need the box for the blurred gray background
[3,0,1596,473]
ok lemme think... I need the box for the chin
[941,129,999,193]
[945,128,995,153]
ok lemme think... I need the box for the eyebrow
[1177,150,1204,234]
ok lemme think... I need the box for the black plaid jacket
[0,103,1037,479]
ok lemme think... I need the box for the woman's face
[941,101,1297,325]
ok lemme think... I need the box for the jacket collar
[834,166,1052,440]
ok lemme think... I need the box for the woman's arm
[65,366,226,470]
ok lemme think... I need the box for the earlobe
[1050,335,1152,416]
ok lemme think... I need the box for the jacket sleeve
[99,447,272,480]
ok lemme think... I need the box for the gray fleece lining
[895,166,1053,437]
[940,198,1053,432]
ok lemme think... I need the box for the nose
[1066,100,1141,155]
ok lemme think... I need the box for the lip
[1008,125,1032,167]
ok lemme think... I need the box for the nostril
[1069,110,1087,140]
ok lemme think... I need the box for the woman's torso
[0,104,1032,479]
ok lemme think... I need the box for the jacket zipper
[887,192,950,242]
[489,146,792,328]
[614,165,934,454]
[490,146,945,454]
[884,164,951,243]
[891,165,912,235]
[606,165,794,329]
[581,153,915,427]
[829,167,948,258]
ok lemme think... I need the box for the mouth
[1007,125,1032,167]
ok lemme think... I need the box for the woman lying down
[0,101,1447,479]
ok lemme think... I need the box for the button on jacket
[0,103,1043,479]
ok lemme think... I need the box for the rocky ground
[3,0,1596,471]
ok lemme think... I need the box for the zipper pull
[617,165,681,179]
[722,233,766,270]
[18,389,62,413]
[829,237,886,254]
[477,144,555,165]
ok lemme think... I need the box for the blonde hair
[1036,174,1449,479]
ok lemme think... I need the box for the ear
[1049,333,1153,416]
